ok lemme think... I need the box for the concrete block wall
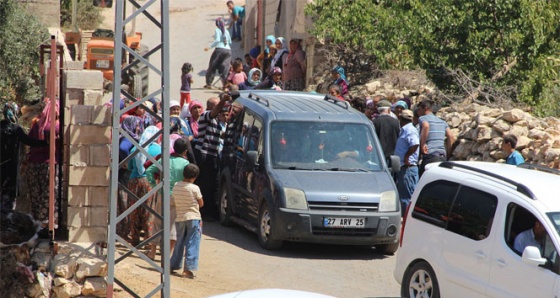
[64,69,110,243]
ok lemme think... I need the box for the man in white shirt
[514,219,546,255]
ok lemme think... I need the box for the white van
[394,161,560,297]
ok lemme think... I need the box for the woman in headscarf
[271,37,288,72]
[237,68,262,90]
[26,98,60,228]
[255,67,283,90]
[127,125,161,246]
[282,38,306,91]
[256,35,276,77]
[204,17,232,91]
[331,65,349,99]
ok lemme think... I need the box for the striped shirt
[419,113,448,155]
[171,181,202,221]
[195,111,222,157]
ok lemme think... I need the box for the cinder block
[66,88,84,106]
[67,206,88,227]
[65,70,104,90]
[68,226,107,243]
[91,105,111,126]
[68,166,110,186]
[71,105,93,125]
[69,126,111,145]
[88,187,109,207]
[89,207,108,227]
[65,60,84,70]
[83,90,104,106]
[69,144,89,166]
[89,144,111,166]
[68,186,87,206]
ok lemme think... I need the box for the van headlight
[284,188,308,210]
[378,190,398,212]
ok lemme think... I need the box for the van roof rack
[248,93,270,107]
[438,161,536,200]
[323,95,350,109]
[517,163,560,175]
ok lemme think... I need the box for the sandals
[181,270,195,279]
[203,85,213,89]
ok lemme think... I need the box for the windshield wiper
[328,167,370,172]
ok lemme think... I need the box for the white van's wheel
[258,201,282,250]
[402,261,440,298]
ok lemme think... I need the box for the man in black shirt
[372,99,400,162]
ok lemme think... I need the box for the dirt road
[114,221,400,298]
[109,1,401,297]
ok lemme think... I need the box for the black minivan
[218,91,401,253]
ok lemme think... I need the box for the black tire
[219,182,234,227]
[401,261,440,298]
[257,201,283,250]
[129,44,149,98]
[376,242,399,255]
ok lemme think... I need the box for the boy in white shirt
[170,164,204,278]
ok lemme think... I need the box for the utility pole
[106,1,171,297]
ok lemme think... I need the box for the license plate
[96,60,110,68]
[323,217,365,228]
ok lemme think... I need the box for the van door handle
[495,258,507,268]
[475,250,487,260]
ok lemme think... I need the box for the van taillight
[399,203,411,247]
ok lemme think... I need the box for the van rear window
[412,180,459,228]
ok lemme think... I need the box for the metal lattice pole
[107,0,170,297]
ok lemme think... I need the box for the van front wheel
[258,201,283,250]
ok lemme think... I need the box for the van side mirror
[245,151,259,170]
[389,155,401,174]
[522,246,547,267]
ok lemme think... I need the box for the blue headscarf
[2,102,19,124]
[133,125,160,175]
[332,65,347,82]
[265,35,276,54]
[248,68,262,86]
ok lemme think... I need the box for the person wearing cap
[1,102,48,211]
[372,98,400,162]
[255,67,283,90]
[417,99,455,176]
[393,100,408,120]
[394,109,419,215]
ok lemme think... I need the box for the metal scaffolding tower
[107,0,171,297]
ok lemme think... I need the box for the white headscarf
[271,37,287,72]
[133,125,160,175]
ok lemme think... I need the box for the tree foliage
[306,0,560,116]
[0,1,49,107]
[61,0,103,31]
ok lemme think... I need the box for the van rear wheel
[401,261,440,298]
[219,182,233,227]
[258,201,283,250]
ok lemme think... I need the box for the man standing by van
[395,109,419,215]
[417,99,455,176]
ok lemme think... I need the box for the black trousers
[194,150,220,218]
[419,152,446,177]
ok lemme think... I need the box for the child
[502,134,524,165]
[227,59,247,86]
[170,164,204,279]
[180,63,194,109]
[327,83,345,101]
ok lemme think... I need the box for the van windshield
[547,212,560,237]
[270,121,382,171]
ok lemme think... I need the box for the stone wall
[64,65,110,243]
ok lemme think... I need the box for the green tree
[306,0,560,116]
[61,0,103,31]
[0,0,49,107]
